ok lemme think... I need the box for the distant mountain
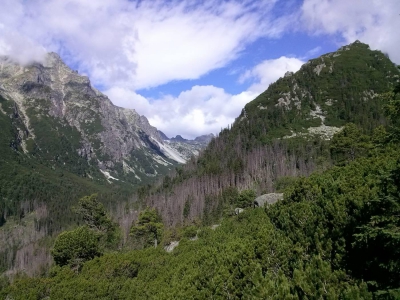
[162,133,215,160]
[170,135,187,142]
[194,133,214,143]
[145,41,400,225]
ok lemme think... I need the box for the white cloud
[0,24,46,65]
[0,0,290,90]
[301,0,400,63]
[0,0,299,139]
[105,85,257,139]
[130,1,286,89]
[105,87,151,115]
[240,56,304,93]
[104,56,304,139]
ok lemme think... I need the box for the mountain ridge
[0,52,207,183]
[144,41,400,225]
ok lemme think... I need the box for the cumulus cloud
[104,56,304,139]
[106,85,258,139]
[0,0,47,66]
[0,0,300,138]
[240,56,304,94]
[0,28,46,65]
[301,0,400,63]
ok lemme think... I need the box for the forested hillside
[0,51,208,275]
[144,41,400,226]
[1,41,400,299]
[0,93,136,275]
[2,82,400,298]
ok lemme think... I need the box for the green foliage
[130,208,164,248]
[352,160,400,293]
[181,225,197,239]
[274,176,298,192]
[76,194,115,233]
[3,206,373,299]
[183,196,191,219]
[236,189,256,208]
[330,123,371,164]
[75,193,121,248]
[383,83,400,141]
[51,226,101,268]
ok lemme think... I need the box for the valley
[1,41,400,299]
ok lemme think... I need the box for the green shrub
[52,226,101,267]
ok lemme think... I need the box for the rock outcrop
[254,193,284,207]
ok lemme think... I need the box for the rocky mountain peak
[0,52,205,183]
[171,135,187,142]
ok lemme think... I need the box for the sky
[0,0,399,139]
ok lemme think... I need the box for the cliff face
[0,53,191,183]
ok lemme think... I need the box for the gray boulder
[234,208,244,215]
[164,241,179,253]
[254,193,283,207]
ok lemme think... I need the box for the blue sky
[138,32,334,99]
[1,0,399,139]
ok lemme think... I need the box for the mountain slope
[144,41,400,225]
[162,133,215,161]
[0,53,190,184]
[4,137,400,298]
[0,53,205,275]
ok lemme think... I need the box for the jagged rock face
[0,53,191,183]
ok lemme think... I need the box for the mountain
[144,41,400,225]
[0,41,399,277]
[194,133,214,143]
[161,133,215,161]
[2,41,400,297]
[0,53,198,184]
[170,135,187,142]
[0,52,207,275]
[158,130,169,140]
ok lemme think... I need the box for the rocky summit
[0,53,210,184]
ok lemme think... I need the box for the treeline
[146,136,330,226]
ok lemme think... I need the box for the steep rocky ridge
[0,53,190,183]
